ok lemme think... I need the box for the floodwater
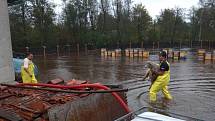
[34,51,215,121]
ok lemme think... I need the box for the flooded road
[34,52,215,121]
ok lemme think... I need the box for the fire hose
[11,83,131,113]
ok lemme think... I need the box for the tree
[157,9,175,46]
[157,8,188,47]
[132,4,152,46]
[9,0,215,52]
[30,0,56,48]
[100,0,110,33]
[188,7,199,47]
[8,0,33,51]
[88,0,98,31]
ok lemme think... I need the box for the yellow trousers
[21,63,38,83]
[149,77,172,102]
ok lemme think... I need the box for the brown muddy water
[34,52,215,121]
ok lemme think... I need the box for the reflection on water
[34,52,215,120]
[35,55,147,83]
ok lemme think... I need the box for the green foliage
[8,0,215,51]
[132,4,152,43]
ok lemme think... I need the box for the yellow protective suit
[21,62,38,83]
[149,61,172,102]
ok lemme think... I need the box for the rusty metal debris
[47,78,64,85]
[0,82,92,121]
[0,80,128,121]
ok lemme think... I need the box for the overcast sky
[53,0,199,19]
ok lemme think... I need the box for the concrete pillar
[0,0,15,82]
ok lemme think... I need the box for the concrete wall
[0,0,15,82]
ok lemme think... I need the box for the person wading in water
[149,51,172,102]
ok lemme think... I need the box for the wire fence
[12,40,215,57]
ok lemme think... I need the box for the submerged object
[205,52,212,60]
